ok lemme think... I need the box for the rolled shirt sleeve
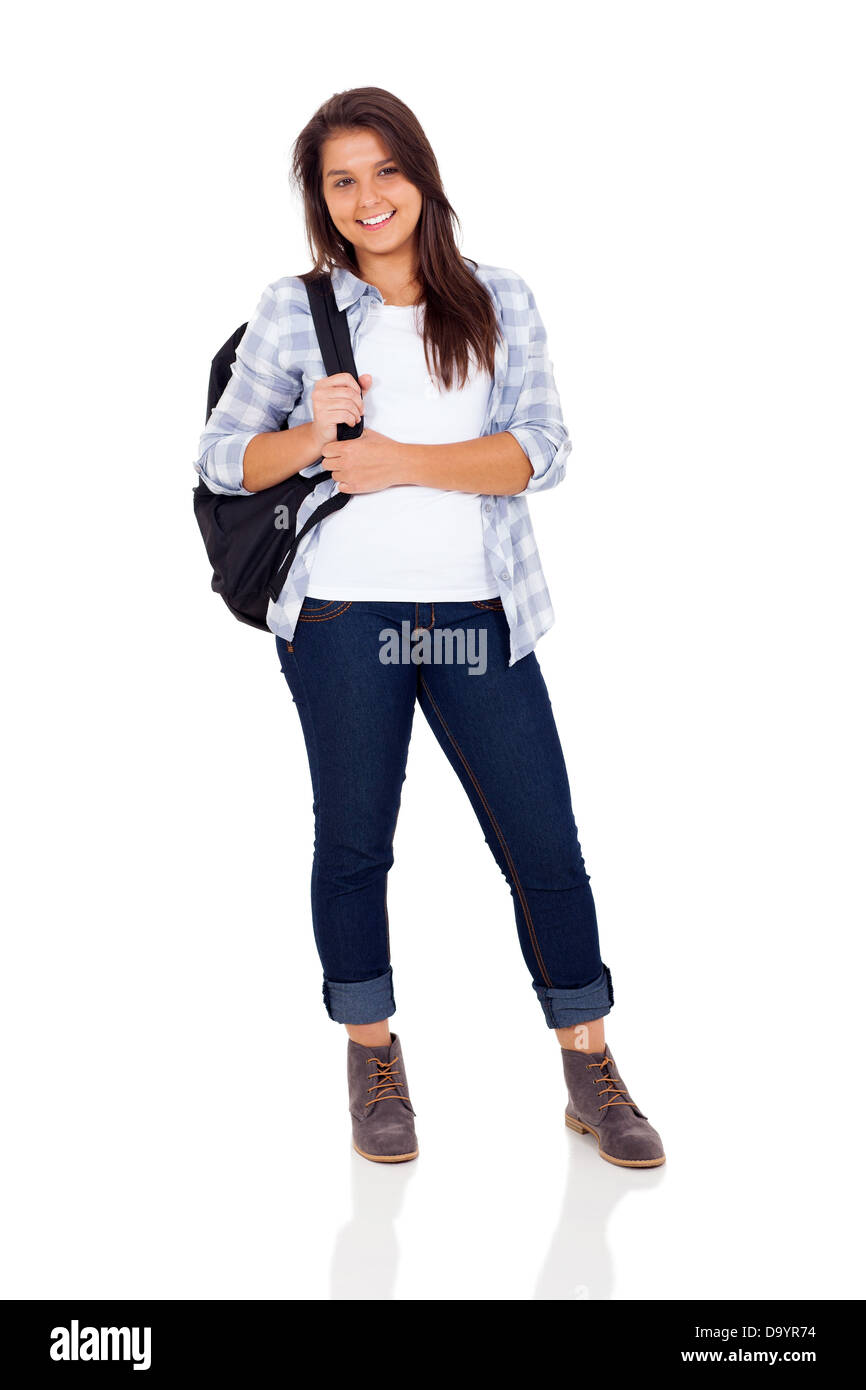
[506,280,571,494]
[192,284,303,496]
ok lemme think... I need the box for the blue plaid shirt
[193,260,570,665]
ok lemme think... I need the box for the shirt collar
[331,254,479,311]
[330,264,382,312]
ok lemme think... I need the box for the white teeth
[359,210,394,226]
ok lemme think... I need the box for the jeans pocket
[297,598,354,622]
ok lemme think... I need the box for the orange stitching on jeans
[297,601,354,623]
[382,751,411,961]
[284,641,294,653]
[472,599,503,611]
[418,673,553,988]
[413,602,435,632]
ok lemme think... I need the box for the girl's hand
[310,372,372,452]
[322,428,409,493]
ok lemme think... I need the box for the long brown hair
[291,87,501,391]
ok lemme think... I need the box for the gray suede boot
[347,1032,418,1163]
[561,1044,665,1168]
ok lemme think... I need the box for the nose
[357,177,384,208]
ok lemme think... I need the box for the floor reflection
[328,1129,664,1300]
[329,1144,416,1300]
[534,1134,666,1300]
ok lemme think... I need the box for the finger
[319,390,363,422]
[319,410,358,431]
[326,404,363,426]
[324,407,359,431]
[324,372,361,391]
[319,382,362,401]
[314,381,362,412]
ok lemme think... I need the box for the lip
[355,209,396,232]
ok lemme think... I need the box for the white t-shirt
[304,300,499,600]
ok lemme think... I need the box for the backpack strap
[265,274,362,598]
[303,272,364,441]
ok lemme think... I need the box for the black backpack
[192,272,362,630]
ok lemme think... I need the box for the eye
[333,166,398,189]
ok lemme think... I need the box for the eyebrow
[325,157,395,178]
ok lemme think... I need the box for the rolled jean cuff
[322,967,396,1025]
[533,963,614,1029]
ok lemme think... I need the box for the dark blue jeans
[275,597,613,1029]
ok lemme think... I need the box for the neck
[353,241,421,306]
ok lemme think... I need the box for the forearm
[399,431,532,496]
[242,422,324,492]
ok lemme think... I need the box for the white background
[2,0,864,1300]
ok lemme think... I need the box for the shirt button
[500,570,509,582]
[484,503,492,513]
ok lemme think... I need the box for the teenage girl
[194,87,665,1169]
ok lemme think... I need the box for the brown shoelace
[586,1054,638,1112]
[365,1054,407,1107]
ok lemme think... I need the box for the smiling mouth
[356,209,396,229]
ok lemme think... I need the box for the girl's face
[320,127,422,262]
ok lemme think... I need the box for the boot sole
[565,1111,666,1168]
[353,1143,419,1164]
